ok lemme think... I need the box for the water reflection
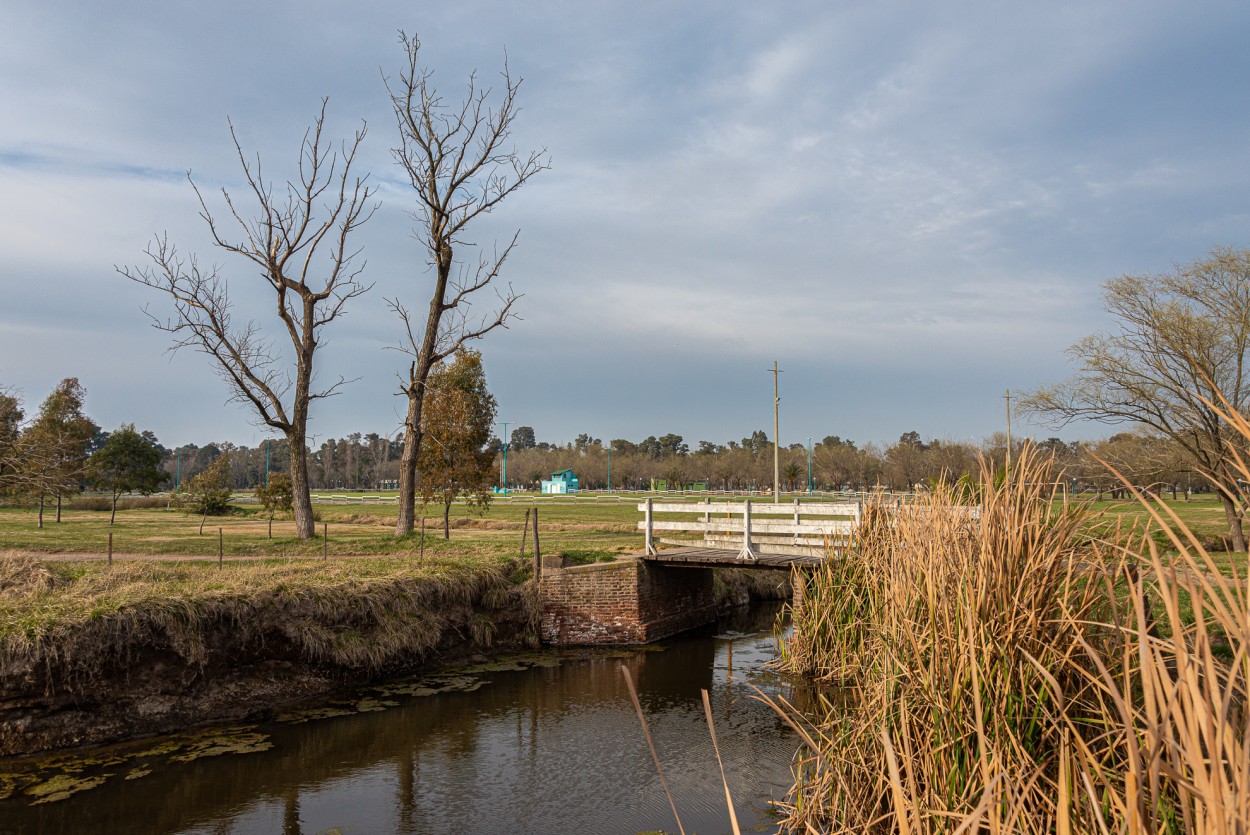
[1,604,799,835]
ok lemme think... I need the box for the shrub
[255,473,293,517]
[173,457,233,516]
[69,496,169,511]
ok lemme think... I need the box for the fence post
[323,523,327,560]
[531,510,541,586]
[741,499,754,560]
[520,508,530,559]
[532,507,540,562]
[108,531,113,566]
[218,528,223,568]
[645,498,656,556]
[793,498,801,545]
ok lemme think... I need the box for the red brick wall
[539,558,716,645]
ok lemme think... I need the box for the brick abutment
[538,557,718,645]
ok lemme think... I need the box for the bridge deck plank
[639,546,823,570]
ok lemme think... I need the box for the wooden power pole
[772,361,783,503]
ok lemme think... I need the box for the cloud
[2,1,1249,447]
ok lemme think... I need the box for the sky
[2,1,1249,451]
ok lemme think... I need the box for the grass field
[0,492,656,562]
[0,489,1243,572]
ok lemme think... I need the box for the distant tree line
[491,425,1213,496]
[0,378,1222,525]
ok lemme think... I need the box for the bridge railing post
[645,498,656,556]
[740,499,755,561]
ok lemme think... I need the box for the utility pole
[1004,389,1013,475]
[265,439,270,486]
[771,361,783,503]
[176,447,181,488]
[606,444,612,494]
[497,421,511,495]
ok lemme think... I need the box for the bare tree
[384,32,549,535]
[121,101,376,539]
[1021,246,1250,550]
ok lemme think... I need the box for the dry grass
[774,443,1249,833]
[0,552,537,692]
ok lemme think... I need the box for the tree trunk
[443,496,451,540]
[1219,490,1247,552]
[288,423,315,540]
[38,494,44,529]
[396,389,422,535]
[56,492,62,523]
[110,493,118,525]
[396,249,453,536]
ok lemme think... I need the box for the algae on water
[26,773,111,804]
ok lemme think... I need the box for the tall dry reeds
[774,442,1249,833]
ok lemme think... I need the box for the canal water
[0,604,802,835]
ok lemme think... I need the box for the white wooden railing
[637,498,863,560]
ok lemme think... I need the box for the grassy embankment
[0,492,789,705]
[776,447,1249,833]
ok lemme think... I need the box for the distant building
[541,468,579,494]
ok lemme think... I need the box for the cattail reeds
[772,440,1249,833]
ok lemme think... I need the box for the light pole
[606,444,612,494]
[807,436,812,496]
[265,439,270,486]
[497,421,511,494]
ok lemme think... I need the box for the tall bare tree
[1021,245,1250,550]
[122,101,376,539]
[384,32,548,535]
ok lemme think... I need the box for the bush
[255,473,293,517]
[69,496,169,511]
[173,457,233,516]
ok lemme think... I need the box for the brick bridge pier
[537,551,805,646]
[538,555,721,645]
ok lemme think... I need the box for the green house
[541,468,579,494]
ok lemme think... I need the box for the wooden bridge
[638,498,862,569]
[539,497,979,645]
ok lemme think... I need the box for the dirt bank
[0,555,788,758]
[0,555,538,758]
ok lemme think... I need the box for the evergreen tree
[18,378,98,526]
[417,350,498,538]
[87,424,165,524]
